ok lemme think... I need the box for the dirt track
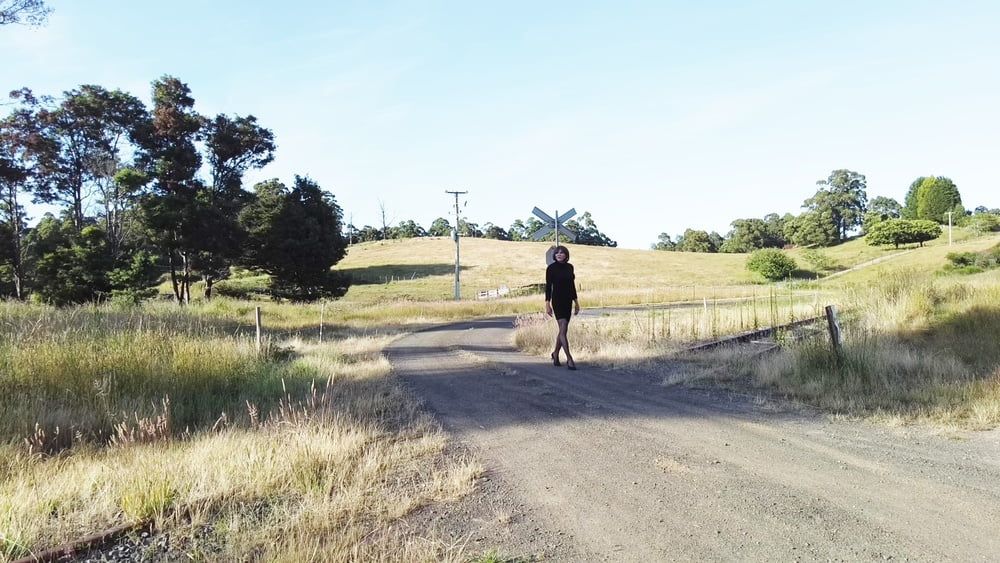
[388,317,1000,561]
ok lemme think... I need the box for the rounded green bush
[746,248,797,281]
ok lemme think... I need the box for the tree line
[347,210,619,247]
[0,77,348,305]
[653,169,998,253]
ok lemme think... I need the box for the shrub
[746,248,797,281]
[943,243,1000,274]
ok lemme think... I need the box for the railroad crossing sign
[531,207,577,243]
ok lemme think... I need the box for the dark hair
[553,245,570,262]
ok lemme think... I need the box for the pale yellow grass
[336,237,757,304]
[514,298,822,369]
[742,270,1000,428]
[0,328,482,561]
[821,232,1000,288]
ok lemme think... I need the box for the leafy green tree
[801,248,836,273]
[239,176,349,301]
[676,229,716,253]
[805,169,868,242]
[25,214,113,305]
[482,222,510,240]
[720,218,783,253]
[652,233,676,251]
[784,209,839,247]
[865,219,941,249]
[763,213,790,246]
[564,212,617,247]
[458,219,482,237]
[903,176,963,222]
[22,85,149,231]
[391,219,426,238]
[862,195,902,233]
[901,177,924,219]
[103,167,150,260]
[746,248,797,281]
[203,114,275,197]
[917,177,962,223]
[0,0,51,25]
[868,195,902,218]
[138,76,206,304]
[356,225,382,242]
[428,217,452,237]
[107,250,161,303]
[508,219,529,241]
[0,122,31,299]
[967,212,1000,235]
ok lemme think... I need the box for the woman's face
[554,249,567,262]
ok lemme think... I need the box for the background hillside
[333,231,1000,304]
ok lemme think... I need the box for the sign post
[531,207,576,247]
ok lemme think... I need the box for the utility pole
[445,190,468,300]
[946,211,953,245]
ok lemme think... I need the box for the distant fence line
[477,285,510,300]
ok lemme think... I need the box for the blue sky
[2,1,998,249]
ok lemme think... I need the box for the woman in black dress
[545,245,580,370]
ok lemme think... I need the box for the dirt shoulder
[388,317,1000,561]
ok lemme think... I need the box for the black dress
[545,261,577,320]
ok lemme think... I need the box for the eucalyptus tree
[138,75,205,304]
[0,93,43,299]
[566,211,618,247]
[15,85,149,232]
[805,169,868,242]
[428,217,452,237]
[720,218,782,253]
[0,152,28,298]
[197,114,275,298]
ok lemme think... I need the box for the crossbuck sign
[531,207,577,244]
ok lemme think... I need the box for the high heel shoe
[566,360,577,371]
[550,352,561,367]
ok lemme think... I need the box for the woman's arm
[545,265,553,316]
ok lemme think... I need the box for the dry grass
[819,232,1000,288]
[696,269,1000,428]
[336,237,758,304]
[0,303,481,561]
[514,294,823,370]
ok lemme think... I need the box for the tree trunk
[205,276,214,300]
[182,251,192,305]
[168,251,181,302]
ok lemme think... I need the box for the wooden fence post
[319,302,325,343]
[825,305,842,355]
[255,307,262,353]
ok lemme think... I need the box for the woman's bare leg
[552,323,564,363]
[558,319,574,367]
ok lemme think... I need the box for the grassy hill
[335,230,1000,304]
[809,231,1000,286]
[336,237,754,303]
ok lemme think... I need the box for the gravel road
[388,317,1000,561]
